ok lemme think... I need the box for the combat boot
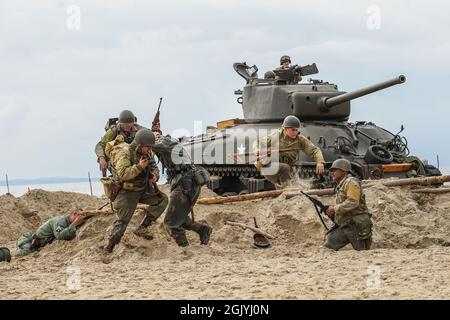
[103,241,116,253]
[133,214,155,240]
[172,230,189,247]
[197,224,213,245]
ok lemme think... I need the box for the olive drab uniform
[15,214,78,257]
[106,136,168,246]
[254,129,324,187]
[325,176,373,251]
[152,135,212,247]
[95,123,144,164]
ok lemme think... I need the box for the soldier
[95,110,145,175]
[264,70,276,80]
[275,55,301,84]
[278,55,292,70]
[103,129,169,253]
[15,210,86,257]
[324,159,373,251]
[254,115,325,188]
[151,131,212,247]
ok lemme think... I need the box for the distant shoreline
[1,167,448,187]
[0,177,101,187]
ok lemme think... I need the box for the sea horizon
[1,166,449,198]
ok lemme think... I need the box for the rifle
[80,202,110,220]
[301,191,337,233]
[229,147,302,162]
[152,97,163,133]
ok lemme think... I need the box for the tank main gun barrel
[322,75,406,109]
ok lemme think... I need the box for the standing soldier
[95,110,145,176]
[103,129,168,253]
[324,159,373,251]
[151,131,212,247]
[254,115,325,188]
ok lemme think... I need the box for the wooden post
[88,172,93,196]
[5,174,10,195]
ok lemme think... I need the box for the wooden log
[197,175,450,204]
[78,204,149,217]
[362,175,450,188]
[411,188,450,194]
[225,221,276,239]
[197,189,296,205]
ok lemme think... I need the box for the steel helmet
[118,110,135,124]
[282,115,301,129]
[133,129,155,147]
[330,159,352,173]
[0,247,11,263]
[280,55,291,64]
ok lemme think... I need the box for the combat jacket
[334,175,370,227]
[106,136,159,190]
[95,123,144,159]
[152,135,193,182]
[254,129,324,168]
[35,214,77,246]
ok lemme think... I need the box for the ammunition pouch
[350,214,373,241]
[193,166,210,186]
[100,177,112,198]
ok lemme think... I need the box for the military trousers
[261,162,293,188]
[324,225,372,251]
[164,183,202,246]
[108,189,168,245]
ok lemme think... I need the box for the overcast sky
[1,0,449,179]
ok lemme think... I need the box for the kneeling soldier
[324,159,373,251]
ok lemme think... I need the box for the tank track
[202,164,336,193]
[203,165,262,178]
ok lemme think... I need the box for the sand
[0,183,449,300]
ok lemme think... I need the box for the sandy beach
[0,183,449,300]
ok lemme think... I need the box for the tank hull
[181,120,441,195]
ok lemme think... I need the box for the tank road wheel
[364,145,393,164]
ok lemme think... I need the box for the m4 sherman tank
[180,62,441,195]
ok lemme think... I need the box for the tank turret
[234,62,406,122]
[181,62,440,195]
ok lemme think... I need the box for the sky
[1,0,449,179]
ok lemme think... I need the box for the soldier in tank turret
[274,55,302,84]
[253,115,325,188]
